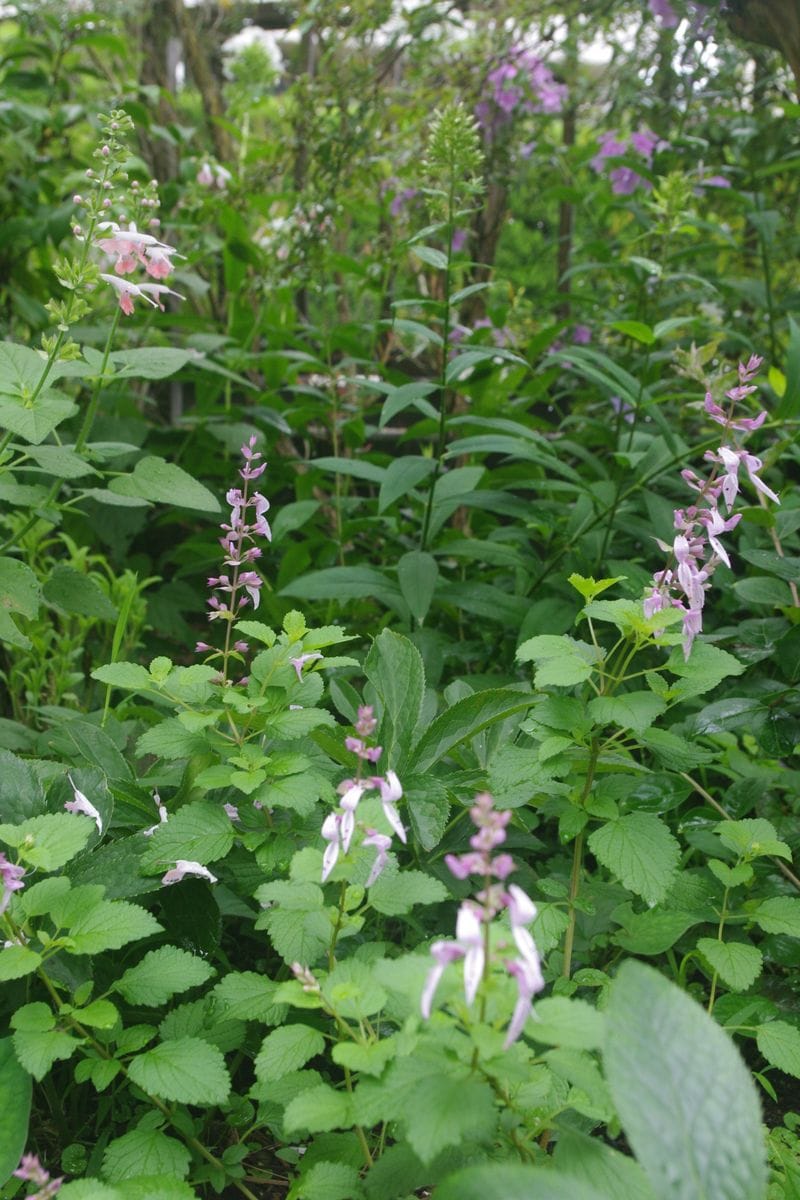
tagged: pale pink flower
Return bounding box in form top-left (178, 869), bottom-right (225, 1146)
top-left (99, 273), bottom-right (159, 316)
top-left (0, 853), bottom-right (25, 915)
top-left (290, 652), bottom-right (323, 682)
top-left (65, 774), bottom-right (103, 834)
top-left (373, 770), bottom-right (406, 843)
top-left (161, 860), bottom-right (218, 885)
top-left (362, 829), bottom-right (392, 887)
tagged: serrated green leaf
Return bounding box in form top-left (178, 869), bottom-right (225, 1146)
top-left (102, 1129), bottom-right (191, 1182)
top-left (13, 1028), bottom-right (80, 1080)
top-left (263, 908), bottom-right (331, 965)
top-left (517, 635), bottom-right (603, 688)
top-left (127, 1037), bottom-right (230, 1104)
top-left (255, 1025), bottom-right (325, 1082)
top-left (283, 1084), bottom-right (352, 1134)
top-left (666, 643), bottom-right (744, 700)
top-left (756, 1020), bottom-right (800, 1078)
top-left (588, 813), bottom-right (680, 904)
top-left (434, 1166), bottom-right (607, 1200)
top-left (114, 946), bottom-right (215, 1006)
top-left (321, 960), bottom-right (387, 1020)
top-left (0, 945), bottom-right (42, 980)
top-left (528, 997), bottom-right (605, 1050)
top-left (697, 939), bottom-right (763, 991)
top-left (717, 819), bottom-right (791, 862)
top-left (589, 692), bottom-right (666, 735)
top-left (604, 960), bottom-right (766, 1200)
top-left (368, 870), bottom-right (447, 915)
top-left (91, 662), bottom-right (153, 691)
top-left (139, 801), bottom-right (233, 870)
top-left (64, 899), bottom-right (162, 955)
top-left (0, 813), bottom-right (93, 871)
top-left (364, 629), bottom-right (425, 770)
top-left (403, 1074), bottom-right (496, 1164)
top-left (211, 972), bottom-right (284, 1024)
top-left (0, 1036), bottom-right (32, 1184)
top-left (751, 896), bottom-right (800, 937)
top-left (109, 457), bottom-right (219, 512)
top-left (293, 1161), bottom-right (363, 1200)
top-left (412, 688), bottom-right (532, 773)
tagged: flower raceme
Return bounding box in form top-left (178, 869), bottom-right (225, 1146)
top-left (644, 355), bottom-right (779, 657)
top-left (320, 706), bottom-right (406, 886)
top-left (421, 793), bottom-right (545, 1049)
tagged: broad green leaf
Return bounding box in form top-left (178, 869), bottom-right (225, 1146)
top-left (611, 319), bottom-right (656, 345)
top-left (0, 945), bottom-right (42, 981)
top-left (589, 693), bottom-right (666, 735)
top-left (435, 1166), bottom-right (607, 1200)
top-left (139, 801), bottom-right (234, 870)
top-left (310, 456), bottom-right (385, 484)
top-left (0, 557), bottom-right (41, 618)
top-left (0, 390), bottom-right (77, 444)
top-left (397, 550), bottom-right (438, 624)
top-left (0, 750), bottom-right (45, 823)
top-left (0, 813), bottom-right (93, 871)
top-left (751, 896), bottom-right (800, 937)
top-left (552, 1127), bottom-right (656, 1200)
top-left (614, 911), bottom-right (706, 956)
top-left (114, 946), bottom-right (215, 1006)
top-left (128, 1037), bottom-right (230, 1104)
top-left (211, 972), bottom-right (284, 1024)
top-left (0, 1037), bottom-right (31, 1185)
top-left (254, 1025), bottom-right (325, 1082)
top-left (666, 643), bottom-right (744, 700)
top-left (716, 819), bottom-right (791, 862)
top-left (517, 635), bottom-right (603, 688)
top-left (696, 939), bottom-right (763, 991)
top-left (321, 960), bottom-right (387, 1020)
top-left (604, 960), bottom-right (766, 1200)
top-left (588, 814), bottom-right (680, 905)
top-left (64, 898), bottom-right (163, 955)
top-left (292, 1161), bottom-right (363, 1200)
top-left (364, 629), bottom-right (425, 769)
top-left (528, 997), bottom-right (605, 1050)
top-left (378, 457), bottom-right (435, 512)
top-left (76, 1000), bottom-right (119, 1029)
top-left (109, 457), bottom-right (220, 513)
top-left (368, 869), bottom-right (447, 915)
top-left (91, 662), bottom-right (153, 691)
top-left (43, 565), bottom-right (117, 620)
top-left (110, 348), bottom-right (192, 379)
top-left (413, 243), bottom-right (448, 269)
top-left (284, 1084), bottom-right (353, 1134)
top-left (331, 1039), bottom-right (396, 1078)
top-left (0, 341), bottom-right (50, 394)
top-left (756, 1020), bottom-right (800, 1078)
top-left (114, 1178), bottom-right (198, 1200)
top-left (281, 567), bottom-right (408, 618)
top-left (263, 908), bottom-right (331, 965)
top-left (403, 1074), bottom-right (496, 1164)
top-left (412, 688), bottom-right (532, 773)
top-left (102, 1129), bottom-right (191, 1182)
top-left (13, 1028), bottom-right (80, 1080)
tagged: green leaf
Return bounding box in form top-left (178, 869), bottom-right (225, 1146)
top-left (293, 1161), bottom-right (363, 1200)
top-left (397, 551), bottom-right (439, 624)
top-left (254, 1025), bottom-right (325, 1082)
top-left (13, 1028), bottom-right (80, 1080)
top-left (756, 1020), bottom-right (800, 1078)
top-left (139, 801), bottom-right (234, 870)
top-left (528, 997), bottom-right (605, 1050)
top-left (115, 946), bottom-right (215, 1006)
top-left (321, 960), bottom-right (387, 1020)
top-left (412, 243), bottom-right (448, 269)
top-left (611, 319), bottom-right (656, 345)
top-left (0, 1037), bottom-right (31, 1185)
top-left (716, 819), bottom-right (791, 862)
top-left (0, 945), bottom-right (42, 981)
top-left (0, 750), bottom-right (45, 823)
top-left (517, 635), bottom-right (603, 688)
top-left (0, 813), bottom-right (93, 871)
top-left (0, 390), bottom-right (77, 444)
top-left (263, 908), bottom-right (331, 966)
top-left (552, 1127), bottom-right (657, 1200)
top-left (91, 662), bottom-right (153, 691)
top-left (211, 972), bottom-right (284, 1024)
top-left (102, 1129), bottom-right (191, 1182)
top-left (364, 629), bottom-right (425, 769)
top-left (403, 1074), bottom-right (496, 1164)
top-left (614, 911), bottom-right (706, 956)
top-left (77, 1000), bottom-right (119, 1029)
top-left (696, 939), bottom-right (763, 991)
top-left (0, 557), bottom-right (41, 649)
top-left (110, 348), bottom-right (192, 379)
top-left (434, 1166), bottom-right (608, 1200)
top-left (43, 565), bottom-right (117, 621)
top-left (109, 457), bottom-right (220, 513)
top-left (751, 897), bottom-right (800, 937)
top-left (368, 870), bottom-right (447, 915)
top-left (378, 457), bottom-right (435, 512)
top-left (604, 960), bottom-right (766, 1200)
top-left (114, 1178), bottom-right (197, 1200)
top-left (412, 688), bottom-right (532, 773)
top-left (281, 566), bottom-right (407, 618)
top-left (310, 456), bottom-right (385, 484)
top-left (588, 814), bottom-right (680, 905)
top-left (128, 1037), bottom-right (230, 1105)
top-left (64, 898), bottom-right (163, 955)
top-left (589, 693), bottom-right (666, 735)
top-left (666, 643), bottom-right (744, 700)
top-left (283, 1084), bottom-right (353, 1134)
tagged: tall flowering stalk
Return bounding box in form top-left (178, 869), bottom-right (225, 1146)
top-left (320, 705), bottom-right (405, 886)
top-left (421, 793), bottom-right (544, 1049)
top-left (645, 355), bottom-right (779, 657)
top-left (196, 437), bottom-right (271, 684)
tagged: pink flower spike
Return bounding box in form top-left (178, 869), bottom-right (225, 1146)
top-left (363, 829), bottom-right (392, 887)
top-left (65, 774), bottom-right (103, 834)
top-left (161, 860), bottom-right (218, 886)
top-left (0, 853), bottom-right (25, 915)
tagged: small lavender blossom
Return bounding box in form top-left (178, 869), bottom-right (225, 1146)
top-left (362, 829), bottom-right (392, 887)
top-left (162, 860), bottom-right (218, 886)
top-left (14, 1154), bottom-right (62, 1198)
top-left (649, 0), bottom-right (679, 27)
top-left (65, 774), bottom-right (103, 834)
top-left (290, 651), bottom-right (323, 682)
top-left (223, 803), bottom-right (240, 821)
top-left (0, 853), bottom-right (25, 916)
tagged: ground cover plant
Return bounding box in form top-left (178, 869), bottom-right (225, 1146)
top-left (0, 0), bottom-right (799, 1197)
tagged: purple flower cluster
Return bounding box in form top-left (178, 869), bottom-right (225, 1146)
top-left (197, 437), bottom-right (271, 680)
top-left (476, 46), bottom-right (567, 141)
top-left (590, 128), bottom-right (667, 195)
top-left (14, 1154), bottom-right (62, 1198)
top-left (421, 793), bottom-right (545, 1049)
top-left (0, 852), bottom-right (25, 916)
top-left (645, 355), bottom-right (779, 657)
top-left (320, 706), bottom-right (406, 887)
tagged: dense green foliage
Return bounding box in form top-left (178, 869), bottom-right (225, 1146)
top-left (0, 1), bottom-right (799, 1197)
